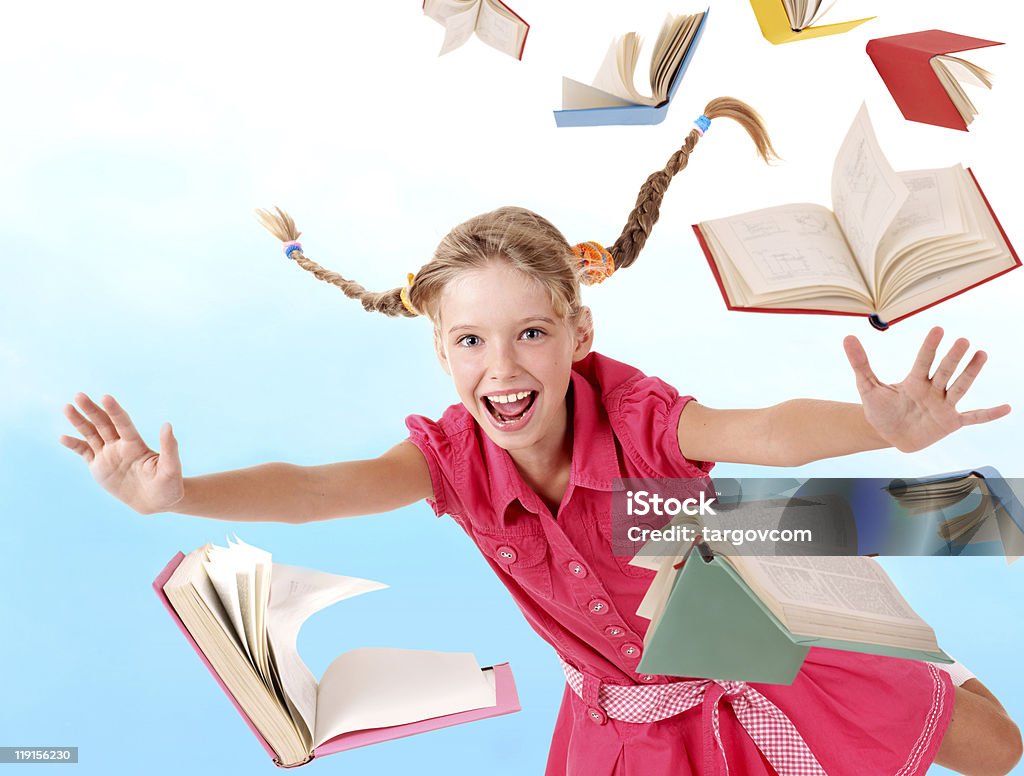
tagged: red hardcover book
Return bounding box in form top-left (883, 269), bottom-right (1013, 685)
top-left (692, 171), bottom-right (1020, 330)
top-left (690, 105), bottom-right (1019, 330)
top-left (867, 30), bottom-right (1003, 131)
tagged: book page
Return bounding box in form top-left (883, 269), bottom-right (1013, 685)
top-left (314, 648), bottom-right (496, 746)
top-left (422, 0), bottom-right (477, 23)
top-left (935, 55), bottom-right (993, 89)
top-left (806, 0), bottom-right (842, 27)
top-left (203, 547), bottom-right (251, 662)
top-left (232, 538), bottom-right (274, 689)
top-left (701, 203), bottom-right (871, 301)
top-left (592, 34), bottom-right (657, 106)
top-left (780, 0), bottom-right (803, 28)
top-left (733, 555), bottom-right (921, 622)
top-left (204, 539), bottom-right (275, 688)
top-left (875, 166), bottom-right (1015, 321)
top-left (560, 77), bottom-right (633, 110)
top-left (875, 167), bottom-right (966, 288)
top-left (649, 13), bottom-right (699, 101)
top-left (830, 104), bottom-right (909, 297)
top-left (266, 564), bottom-right (387, 749)
top-left (477, 0), bottom-right (527, 58)
top-left (432, 1), bottom-right (481, 56)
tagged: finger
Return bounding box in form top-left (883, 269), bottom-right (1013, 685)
top-left (101, 395), bottom-right (145, 444)
top-left (946, 351), bottom-right (987, 403)
top-left (63, 402), bottom-right (104, 452)
top-left (960, 404), bottom-right (1012, 426)
top-left (909, 327), bottom-right (944, 380)
top-left (59, 434), bottom-right (95, 463)
top-left (843, 335), bottom-right (880, 394)
top-left (158, 422), bottom-right (182, 480)
top-left (74, 393), bottom-right (120, 443)
top-left (930, 337), bottom-right (970, 390)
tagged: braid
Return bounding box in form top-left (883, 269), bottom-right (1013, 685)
top-left (255, 207), bottom-right (415, 317)
top-left (608, 97), bottom-right (777, 271)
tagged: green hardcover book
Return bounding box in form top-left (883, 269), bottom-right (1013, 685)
top-left (637, 544), bottom-right (951, 685)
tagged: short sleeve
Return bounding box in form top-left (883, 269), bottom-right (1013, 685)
top-left (405, 414), bottom-right (462, 518)
top-left (611, 375), bottom-right (714, 479)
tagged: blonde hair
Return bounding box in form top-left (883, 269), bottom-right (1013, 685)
top-left (257, 97), bottom-right (776, 322)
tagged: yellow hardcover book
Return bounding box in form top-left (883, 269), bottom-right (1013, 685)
top-left (749, 0), bottom-right (873, 45)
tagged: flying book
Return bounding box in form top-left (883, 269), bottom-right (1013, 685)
top-left (885, 468), bottom-right (1024, 560)
top-left (867, 30), bottom-right (1004, 131)
top-left (749, 0), bottom-right (873, 44)
top-left (632, 541), bottom-right (952, 684)
top-left (554, 9), bottom-right (708, 128)
top-left (692, 104), bottom-right (1019, 329)
top-left (154, 540), bottom-right (519, 768)
top-left (422, 0), bottom-right (529, 60)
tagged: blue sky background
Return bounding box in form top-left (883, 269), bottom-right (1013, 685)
top-left (2, 0), bottom-right (1022, 773)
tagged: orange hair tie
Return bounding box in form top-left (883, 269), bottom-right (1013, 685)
top-left (572, 241), bottom-right (615, 285)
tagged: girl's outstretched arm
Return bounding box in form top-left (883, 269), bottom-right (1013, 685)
top-left (61, 393), bottom-right (433, 522)
top-left (677, 327), bottom-right (1011, 467)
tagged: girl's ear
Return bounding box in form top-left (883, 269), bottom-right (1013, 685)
top-left (434, 329), bottom-right (451, 376)
top-left (572, 307), bottom-right (595, 362)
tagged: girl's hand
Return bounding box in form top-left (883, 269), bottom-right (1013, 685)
top-left (844, 327), bottom-right (1011, 453)
top-left (60, 393), bottom-right (184, 514)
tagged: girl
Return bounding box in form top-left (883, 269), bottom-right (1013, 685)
top-left (62, 99), bottom-right (1021, 775)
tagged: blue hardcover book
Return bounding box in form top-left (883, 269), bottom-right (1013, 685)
top-left (554, 9), bottom-right (709, 128)
top-left (791, 467), bottom-right (1024, 559)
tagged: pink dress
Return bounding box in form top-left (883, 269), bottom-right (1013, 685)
top-left (406, 352), bottom-right (953, 776)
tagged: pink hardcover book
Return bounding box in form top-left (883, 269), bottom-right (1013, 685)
top-left (154, 552), bottom-right (521, 768)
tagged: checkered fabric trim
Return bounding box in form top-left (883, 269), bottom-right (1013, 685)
top-left (560, 658), bottom-right (828, 776)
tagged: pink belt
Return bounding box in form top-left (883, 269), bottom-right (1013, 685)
top-left (559, 657), bottom-right (829, 776)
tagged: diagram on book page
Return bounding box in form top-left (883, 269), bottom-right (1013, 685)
top-left (831, 105), bottom-right (909, 292)
top-left (739, 218), bottom-right (783, 239)
top-left (752, 247), bottom-right (861, 284)
top-left (793, 212), bottom-right (832, 235)
top-left (710, 204), bottom-right (869, 297)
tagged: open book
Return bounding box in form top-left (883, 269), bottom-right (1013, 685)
top-left (886, 468), bottom-right (1024, 559)
top-left (422, 0), bottom-right (528, 60)
top-left (554, 10), bottom-right (708, 128)
top-left (749, 0), bottom-right (873, 44)
top-left (692, 104), bottom-right (1019, 328)
top-left (867, 30), bottom-right (1003, 131)
top-left (632, 540), bottom-right (950, 684)
top-left (155, 540), bottom-right (519, 767)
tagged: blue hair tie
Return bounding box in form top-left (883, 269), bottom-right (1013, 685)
top-left (694, 114), bottom-right (711, 135)
top-left (283, 241), bottom-right (302, 259)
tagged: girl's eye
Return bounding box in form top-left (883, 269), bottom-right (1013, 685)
top-left (457, 335), bottom-right (482, 348)
top-left (521, 328), bottom-right (545, 340)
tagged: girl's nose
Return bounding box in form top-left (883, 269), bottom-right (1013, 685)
top-left (487, 342), bottom-right (521, 382)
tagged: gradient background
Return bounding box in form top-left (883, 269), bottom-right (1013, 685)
top-left (2, 0), bottom-right (1022, 773)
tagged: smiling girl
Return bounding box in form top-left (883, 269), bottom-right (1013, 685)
top-left (62, 99), bottom-right (1020, 775)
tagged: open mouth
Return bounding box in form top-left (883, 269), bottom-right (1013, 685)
top-left (483, 390), bottom-right (538, 425)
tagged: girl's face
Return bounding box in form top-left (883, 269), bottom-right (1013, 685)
top-left (434, 261), bottom-right (592, 460)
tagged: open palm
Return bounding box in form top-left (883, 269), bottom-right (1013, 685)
top-left (60, 393), bottom-right (184, 514)
top-left (844, 327), bottom-right (1011, 453)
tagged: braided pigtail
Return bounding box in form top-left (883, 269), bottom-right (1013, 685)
top-left (255, 207), bottom-right (417, 317)
top-left (606, 97), bottom-right (777, 274)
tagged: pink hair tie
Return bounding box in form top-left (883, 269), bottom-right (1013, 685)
top-left (282, 240), bottom-right (302, 259)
